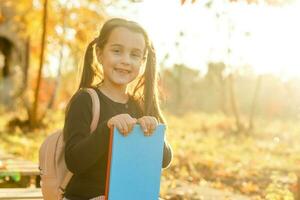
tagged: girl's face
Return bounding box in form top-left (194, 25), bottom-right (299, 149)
top-left (97, 26), bottom-right (146, 88)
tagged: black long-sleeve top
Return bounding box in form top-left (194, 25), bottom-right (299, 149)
top-left (63, 88), bottom-right (173, 199)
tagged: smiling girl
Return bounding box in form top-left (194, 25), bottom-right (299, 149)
top-left (63, 18), bottom-right (173, 199)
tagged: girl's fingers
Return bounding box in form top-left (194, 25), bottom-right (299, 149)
top-left (122, 115), bottom-right (136, 134)
top-left (112, 115), bottom-right (158, 137)
top-left (107, 120), bottom-right (113, 129)
top-left (115, 118), bottom-right (126, 136)
top-left (115, 122), bottom-right (123, 135)
top-left (115, 120), bottom-right (123, 133)
top-left (107, 117), bottom-right (116, 129)
top-left (120, 117), bottom-right (128, 135)
top-left (143, 117), bottom-right (152, 135)
top-left (109, 114), bottom-right (138, 136)
top-left (137, 116), bottom-right (159, 136)
top-left (127, 117), bottom-right (137, 133)
top-left (144, 117), bottom-right (157, 135)
top-left (138, 118), bottom-right (148, 134)
top-left (149, 117), bottom-right (158, 133)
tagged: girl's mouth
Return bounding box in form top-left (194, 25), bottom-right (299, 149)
top-left (114, 68), bottom-right (131, 74)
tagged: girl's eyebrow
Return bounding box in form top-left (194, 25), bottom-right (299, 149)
top-left (132, 48), bottom-right (143, 54)
top-left (110, 44), bottom-right (122, 47)
top-left (110, 44), bottom-right (143, 53)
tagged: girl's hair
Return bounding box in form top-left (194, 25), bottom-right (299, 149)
top-left (78, 18), bottom-right (166, 124)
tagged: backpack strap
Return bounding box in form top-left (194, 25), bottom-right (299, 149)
top-left (59, 88), bottom-right (100, 196)
top-left (85, 88), bottom-right (101, 133)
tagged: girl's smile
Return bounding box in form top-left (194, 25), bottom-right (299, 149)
top-left (114, 67), bottom-right (131, 75)
top-left (98, 27), bottom-right (146, 87)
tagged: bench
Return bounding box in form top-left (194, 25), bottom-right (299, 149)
top-left (0, 188), bottom-right (42, 199)
top-left (0, 152), bottom-right (40, 187)
top-left (0, 151), bottom-right (42, 199)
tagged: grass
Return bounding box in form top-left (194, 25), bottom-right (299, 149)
top-left (161, 112), bottom-right (300, 199)
top-left (1, 111), bottom-right (300, 199)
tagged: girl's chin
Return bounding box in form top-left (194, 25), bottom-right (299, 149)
top-left (112, 78), bottom-right (134, 86)
top-left (111, 75), bottom-right (136, 85)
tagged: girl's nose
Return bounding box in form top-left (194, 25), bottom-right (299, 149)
top-left (121, 54), bottom-right (131, 65)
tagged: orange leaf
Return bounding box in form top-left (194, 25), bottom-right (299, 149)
top-left (241, 182), bottom-right (259, 194)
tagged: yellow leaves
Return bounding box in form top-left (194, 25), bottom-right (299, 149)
top-left (0, 12), bottom-right (5, 24)
top-left (1, 0), bottom-right (106, 70)
top-left (241, 181), bottom-right (260, 194)
top-left (265, 183), bottom-right (294, 200)
top-left (76, 30), bottom-right (89, 44)
top-left (263, 171), bottom-right (296, 200)
top-left (1, 110), bottom-right (300, 198)
top-left (181, 0), bottom-right (198, 5)
top-left (215, 169), bottom-right (233, 179)
top-left (164, 112), bottom-right (300, 198)
top-left (211, 180), bottom-right (226, 189)
top-left (0, 160), bottom-right (6, 170)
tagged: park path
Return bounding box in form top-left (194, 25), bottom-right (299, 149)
top-left (165, 183), bottom-right (252, 200)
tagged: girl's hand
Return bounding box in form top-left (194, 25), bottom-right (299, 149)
top-left (107, 114), bottom-right (137, 136)
top-left (137, 116), bottom-right (158, 136)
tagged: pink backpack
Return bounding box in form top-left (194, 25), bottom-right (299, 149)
top-left (39, 88), bottom-right (100, 200)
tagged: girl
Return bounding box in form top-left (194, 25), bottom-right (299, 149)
top-left (63, 18), bottom-right (173, 199)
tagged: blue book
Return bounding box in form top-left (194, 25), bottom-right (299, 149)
top-left (105, 124), bottom-right (166, 200)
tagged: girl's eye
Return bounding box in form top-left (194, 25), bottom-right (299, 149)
top-left (112, 49), bottom-right (121, 54)
top-left (132, 53), bottom-right (142, 59)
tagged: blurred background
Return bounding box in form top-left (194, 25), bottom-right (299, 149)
top-left (0, 0), bottom-right (300, 199)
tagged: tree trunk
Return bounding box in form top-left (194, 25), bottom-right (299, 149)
top-left (217, 74), bottom-right (228, 115)
top-left (228, 74), bottom-right (242, 132)
top-left (15, 36), bottom-right (30, 98)
top-left (47, 4), bottom-right (68, 110)
top-left (248, 75), bottom-right (262, 131)
top-left (176, 65), bottom-right (182, 107)
top-left (30, 0), bottom-right (48, 127)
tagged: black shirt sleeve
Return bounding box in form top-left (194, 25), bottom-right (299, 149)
top-left (63, 91), bottom-right (110, 174)
top-left (162, 140), bottom-right (173, 168)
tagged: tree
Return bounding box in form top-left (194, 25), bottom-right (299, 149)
top-left (180, 0), bottom-right (288, 133)
top-left (46, 0), bottom-right (69, 110)
top-left (30, 0), bottom-right (48, 127)
top-left (248, 75), bottom-right (262, 131)
top-left (2, 0), bottom-right (107, 130)
top-left (161, 64), bottom-right (200, 113)
top-left (206, 62), bottom-right (228, 114)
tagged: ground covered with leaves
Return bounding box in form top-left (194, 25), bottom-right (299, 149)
top-left (1, 111), bottom-right (300, 199)
top-left (161, 113), bottom-right (300, 200)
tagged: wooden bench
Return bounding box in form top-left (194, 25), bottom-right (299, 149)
top-left (0, 152), bottom-right (40, 187)
top-left (0, 188), bottom-right (42, 199)
top-left (0, 151), bottom-right (42, 199)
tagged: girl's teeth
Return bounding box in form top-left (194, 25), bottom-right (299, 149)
top-left (116, 69), bottom-right (129, 73)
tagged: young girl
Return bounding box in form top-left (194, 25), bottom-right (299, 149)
top-left (63, 18), bottom-right (173, 199)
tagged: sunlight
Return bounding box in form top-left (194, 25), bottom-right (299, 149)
top-left (231, 2), bottom-right (300, 78)
top-left (106, 0), bottom-right (300, 79)
top-left (47, 0), bottom-right (300, 79)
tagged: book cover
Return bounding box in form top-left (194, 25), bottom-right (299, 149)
top-left (105, 124), bottom-right (166, 200)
